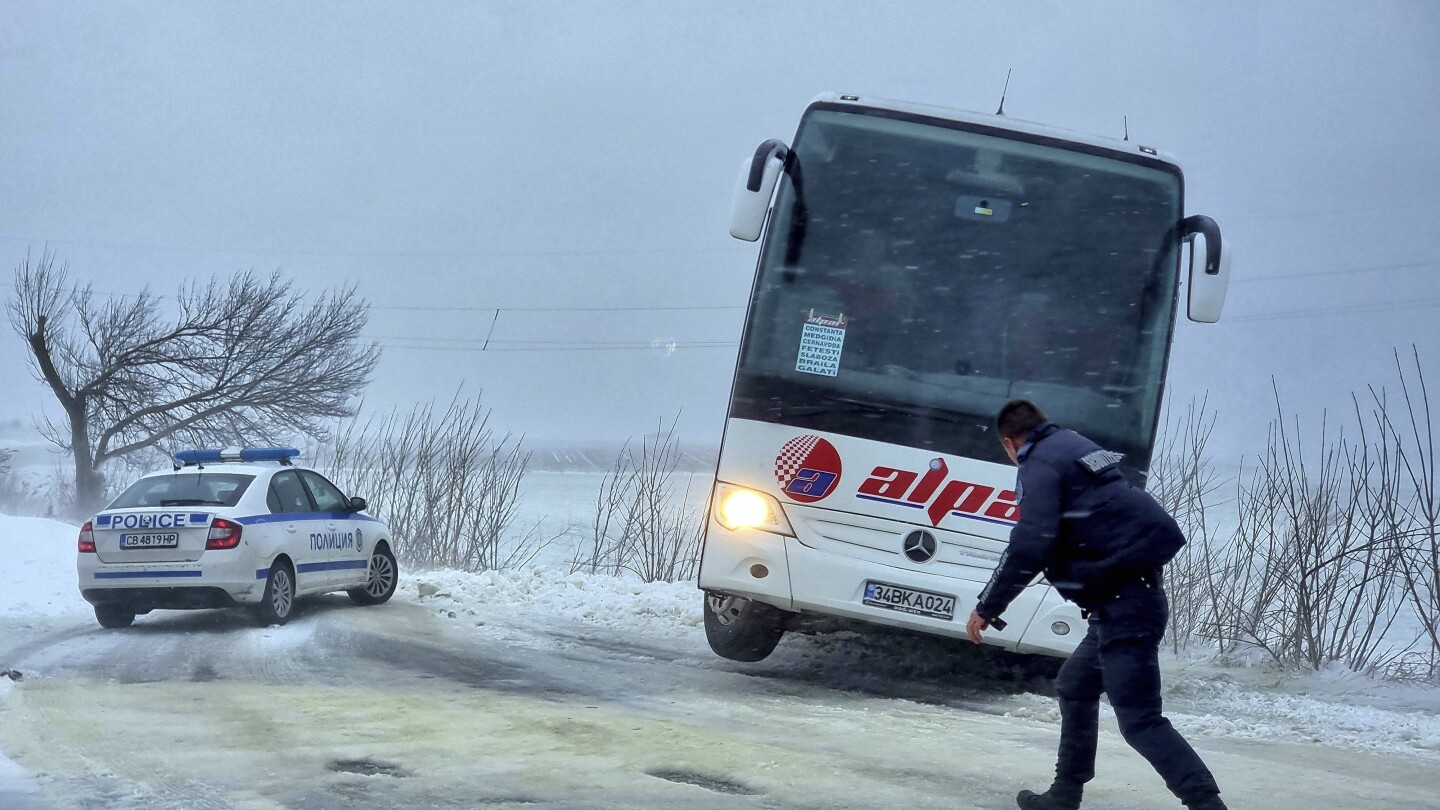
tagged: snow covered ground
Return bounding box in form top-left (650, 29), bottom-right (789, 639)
top-left (2, 474), bottom-right (1440, 808)
top-left (402, 566), bottom-right (1440, 761)
top-left (3, 484), bottom-right (1440, 763)
top-left (1, 516), bottom-right (88, 620)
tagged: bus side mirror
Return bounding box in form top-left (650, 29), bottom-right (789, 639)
top-left (1182, 214), bottom-right (1232, 323)
top-left (729, 139), bottom-right (790, 241)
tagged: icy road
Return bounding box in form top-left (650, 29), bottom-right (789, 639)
top-left (1, 579), bottom-right (1437, 810)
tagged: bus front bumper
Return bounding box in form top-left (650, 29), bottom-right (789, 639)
top-left (699, 524), bottom-right (1082, 657)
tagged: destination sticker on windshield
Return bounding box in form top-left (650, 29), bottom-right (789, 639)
top-left (796, 309), bottom-right (847, 377)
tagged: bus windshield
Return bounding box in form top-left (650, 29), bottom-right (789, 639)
top-left (730, 106), bottom-right (1184, 472)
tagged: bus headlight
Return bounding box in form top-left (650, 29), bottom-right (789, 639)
top-left (714, 484), bottom-right (795, 536)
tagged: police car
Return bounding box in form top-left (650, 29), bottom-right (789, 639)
top-left (77, 447), bottom-right (398, 629)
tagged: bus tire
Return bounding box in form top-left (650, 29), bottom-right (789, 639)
top-left (703, 593), bottom-right (789, 662)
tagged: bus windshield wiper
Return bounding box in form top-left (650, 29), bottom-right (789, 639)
top-left (818, 394), bottom-right (892, 417)
top-left (815, 394), bottom-right (985, 427)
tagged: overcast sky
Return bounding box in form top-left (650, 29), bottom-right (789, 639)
top-left (2, 1), bottom-right (1437, 459)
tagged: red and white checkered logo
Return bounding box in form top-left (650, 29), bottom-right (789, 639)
top-left (774, 435), bottom-right (843, 503)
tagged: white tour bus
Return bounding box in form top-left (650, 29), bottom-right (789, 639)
top-left (699, 93), bottom-right (1231, 663)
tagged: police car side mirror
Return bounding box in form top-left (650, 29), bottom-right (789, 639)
top-left (347, 496), bottom-right (368, 513)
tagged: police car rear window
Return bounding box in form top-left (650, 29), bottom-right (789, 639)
top-left (108, 474), bottom-right (255, 509)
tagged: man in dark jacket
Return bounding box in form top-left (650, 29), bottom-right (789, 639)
top-left (965, 399), bottom-right (1227, 810)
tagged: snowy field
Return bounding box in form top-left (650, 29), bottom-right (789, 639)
top-left (2, 471), bottom-right (1440, 809)
top-left (3, 473), bottom-right (1439, 764)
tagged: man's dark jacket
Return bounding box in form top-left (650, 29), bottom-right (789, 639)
top-left (975, 421), bottom-right (1184, 621)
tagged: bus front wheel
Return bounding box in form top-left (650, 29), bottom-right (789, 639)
top-left (704, 593), bottom-right (790, 662)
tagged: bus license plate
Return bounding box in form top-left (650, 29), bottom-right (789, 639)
top-left (862, 581), bottom-right (956, 620)
top-left (120, 532), bottom-right (180, 549)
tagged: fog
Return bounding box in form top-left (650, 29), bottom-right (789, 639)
top-left (2, 1), bottom-right (1437, 456)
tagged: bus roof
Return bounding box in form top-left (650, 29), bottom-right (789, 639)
top-left (809, 92), bottom-right (1182, 169)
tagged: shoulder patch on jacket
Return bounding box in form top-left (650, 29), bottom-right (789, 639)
top-left (1077, 449), bottom-right (1124, 474)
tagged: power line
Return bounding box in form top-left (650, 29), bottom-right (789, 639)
top-left (10, 256), bottom-right (1435, 330)
top-left (1243, 199), bottom-right (1440, 223)
top-left (1234, 259), bottom-right (1439, 284)
top-left (0, 280), bottom-right (744, 316)
top-left (1227, 296), bottom-right (1440, 324)
top-left (0, 234), bottom-right (751, 259)
top-left (367, 335), bottom-right (735, 347)
top-left (376, 341), bottom-right (738, 353)
top-left (371, 303), bottom-right (745, 313)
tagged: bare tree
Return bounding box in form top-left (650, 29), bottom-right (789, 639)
top-left (8, 251), bottom-right (378, 512)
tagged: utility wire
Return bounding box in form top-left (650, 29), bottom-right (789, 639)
top-left (1234, 259), bottom-right (1438, 283)
top-left (0, 280), bottom-right (743, 315)
top-left (377, 341), bottom-right (739, 353)
top-left (1228, 297), bottom-right (1440, 324)
top-left (7, 255), bottom-right (1437, 327)
top-left (371, 303), bottom-right (745, 313)
top-left (1242, 199), bottom-right (1440, 223)
top-left (0, 233), bottom-right (750, 259)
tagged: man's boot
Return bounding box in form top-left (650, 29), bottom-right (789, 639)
top-left (1016, 780), bottom-right (1082, 810)
top-left (1184, 796), bottom-right (1228, 810)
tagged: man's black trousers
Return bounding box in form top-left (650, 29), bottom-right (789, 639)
top-left (1053, 583), bottom-right (1221, 803)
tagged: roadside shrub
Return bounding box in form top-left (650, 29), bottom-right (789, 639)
top-left (1154, 348), bottom-right (1439, 680)
top-left (570, 417), bottom-right (705, 583)
top-left (322, 394), bottom-right (557, 573)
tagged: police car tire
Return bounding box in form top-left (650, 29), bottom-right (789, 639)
top-left (255, 561), bottom-right (296, 626)
top-left (348, 546), bottom-right (398, 606)
top-left (94, 603), bottom-right (136, 629)
top-left (703, 594), bottom-right (789, 662)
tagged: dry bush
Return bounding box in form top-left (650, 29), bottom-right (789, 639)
top-left (1380, 348), bottom-right (1440, 679)
top-left (570, 417), bottom-right (704, 583)
top-left (1149, 396), bottom-right (1221, 651)
top-left (322, 395), bottom-right (556, 572)
top-left (1154, 370), bottom-right (1431, 677)
top-left (0, 449), bottom-right (37, 516)
top-left (1214, 401), bottom-right (1409, 673)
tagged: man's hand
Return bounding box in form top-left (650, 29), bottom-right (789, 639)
top-left (966, 610), bottom-right (989, 644)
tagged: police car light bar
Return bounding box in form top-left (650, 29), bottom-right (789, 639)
top-left (174, 447), bottom-right (300, 466)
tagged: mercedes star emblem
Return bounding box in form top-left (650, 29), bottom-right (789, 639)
top-left (902, 529), bottom-right (938, 563)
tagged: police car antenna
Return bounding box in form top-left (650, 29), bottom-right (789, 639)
top-left (995, 68), bottom-right (1012, 116)
top-left (1123, 115), bottom-right (1130, 142)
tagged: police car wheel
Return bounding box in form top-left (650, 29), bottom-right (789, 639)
top-left (703, 593), bottom-right (789, 662)
top-left (348, 546), bottom-right (398, 606)
top-left (255, 562), bottom-right (296, 626)
top-left (94, 603), bottom-right (136, 629)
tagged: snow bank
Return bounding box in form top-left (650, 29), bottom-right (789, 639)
top-left (1163, 670), bottom-right (1440, 756)
top-left (0, 515), bottom-right (86, 618)
top-left (7, 502), bottom-right (1437, 761)
top-left (406, 565), bottom-right (1440, 760)
top-left (403, 566), bottom-right (703, 640)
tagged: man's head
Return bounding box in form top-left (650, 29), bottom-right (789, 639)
top-left (996, 399), bottom-right (1046, 464)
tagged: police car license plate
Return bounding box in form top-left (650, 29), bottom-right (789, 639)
top-left (119, 532), bottom-right (180, 549)
top-left (862, 580), bottom-right (956, 620)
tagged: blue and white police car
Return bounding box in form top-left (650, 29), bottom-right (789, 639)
top-left (77, 447), bottom-right (398, 629)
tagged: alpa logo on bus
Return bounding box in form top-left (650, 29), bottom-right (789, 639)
top-left (856, 457), bottom-right (1019, 528)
